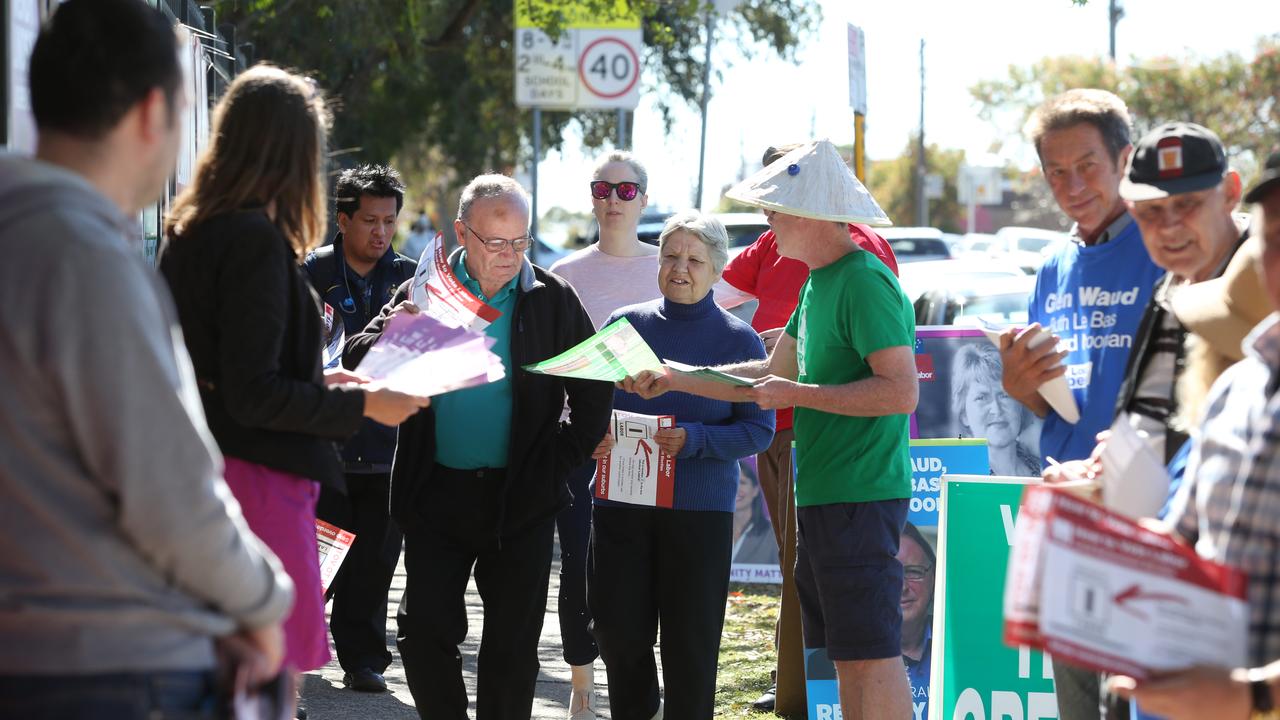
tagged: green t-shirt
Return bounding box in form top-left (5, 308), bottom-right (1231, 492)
top-left (783, 249), bottom-right (915, 506)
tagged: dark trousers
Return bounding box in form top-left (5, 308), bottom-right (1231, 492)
top-left (396, 467), bottom-right (555, 720)
top-left (588, 505), bottom-right (733, 720)
top-left (0, 670), bottom-right (218, 720)
top-left (756, 427), bottom-right (805, 714)
top-left (315, 472), bottom-right (402, 674)
top-left (555, 461), bottom-right (598, 666)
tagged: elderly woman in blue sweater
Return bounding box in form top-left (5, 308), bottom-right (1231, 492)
top-left (587, 210), bottom-right (775, 720)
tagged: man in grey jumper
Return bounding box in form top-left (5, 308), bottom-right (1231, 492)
top-left (0, 0), bottom-right (294, 716)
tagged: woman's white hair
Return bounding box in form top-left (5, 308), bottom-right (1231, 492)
top-left (658, 210), bottom-right (730, 274)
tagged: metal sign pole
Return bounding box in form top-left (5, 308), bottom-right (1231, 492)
top-left (531, 108), bottom-right (541, 239)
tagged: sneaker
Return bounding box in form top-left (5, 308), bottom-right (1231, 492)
top-left (342, 667), bottom-right (388, 693)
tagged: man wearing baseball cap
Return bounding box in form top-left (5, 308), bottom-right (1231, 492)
top-left (1112, 121), bottom-right (1251, 462)
top-left (621, 139), bottom-right (919, 720)
top-left (1109, 151), bottom-right (1280, 720)
top-left (1042, 120), bottom-right (1253, 720)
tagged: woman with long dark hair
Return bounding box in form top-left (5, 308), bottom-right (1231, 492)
top-left (159, 65), bottom-right (427, 681)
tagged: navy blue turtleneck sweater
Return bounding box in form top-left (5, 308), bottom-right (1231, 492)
top-left (597, 291), bottom-right (775, 512)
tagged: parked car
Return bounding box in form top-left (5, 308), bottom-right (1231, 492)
top-left (913, 274), bottom-right (1036, 327)
top-left (959, 232), bottom-right (998, 255)
top-left (877, 226), bottom-right (952, 263)
top-left (989, 225), bottom-right (1070, 274)
top-left (897, 257), bottom-right (1027, 305)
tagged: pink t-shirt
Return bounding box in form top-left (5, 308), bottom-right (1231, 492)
top-left (550, 244), bottom-right (662, 330)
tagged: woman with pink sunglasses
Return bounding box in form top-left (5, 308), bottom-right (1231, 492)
top-left (548, 151), bottom-right (662, 719)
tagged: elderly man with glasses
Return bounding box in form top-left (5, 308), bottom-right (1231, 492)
top-left (346, 174), bottom-right (614, 720)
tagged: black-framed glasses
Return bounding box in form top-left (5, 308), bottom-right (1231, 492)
top-left (589, 180), bottom-right (642, 201)
top-left (461, 221), bottom-right (532, 253)
top-left (903, 564), bottom-right (933, 582)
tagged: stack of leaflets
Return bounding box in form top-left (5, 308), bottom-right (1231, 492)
top-left (594, 410), bottom-right (676, 508)
top-left (354, 311), bottom-right (505, 397)
top-left (316, 519), bottom-right (355, 595)
top-left (524, 317), bottom-right (663, 382)
top-left (410, 232), bottom-right (501, 331)
top-left (1004, 484), bottom-right (1247, 679)
top-left (979, 320), bottom-right (1080, 424)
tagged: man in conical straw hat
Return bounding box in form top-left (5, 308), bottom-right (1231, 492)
top-left (620, 139), bottom-right (917, 719)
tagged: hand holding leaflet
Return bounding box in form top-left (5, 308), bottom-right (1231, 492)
top-left (354, 311), bottom-right (504, 397)
top-left (980, 319), bottom-right (1080, 424)
top-left (1004, 485), bottom-right (1247, 680)
top-left (594, 410), bottom-right (676, 507)
top-left (524, 317), bottom-right (663, 382)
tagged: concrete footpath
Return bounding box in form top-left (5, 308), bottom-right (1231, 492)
top-left (299, 543), bottom-right (615, 719)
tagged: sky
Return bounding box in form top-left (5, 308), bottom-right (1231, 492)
top-left (526, 0), bottom-right (1274, 222)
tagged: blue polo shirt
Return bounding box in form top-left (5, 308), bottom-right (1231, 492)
top-left (432, 252), bottom-right (519, 469)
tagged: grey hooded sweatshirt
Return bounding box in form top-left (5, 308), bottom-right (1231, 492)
top-left (0, 154), bottom-right (294, 674)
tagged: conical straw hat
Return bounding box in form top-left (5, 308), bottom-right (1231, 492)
top-left (724, 139), bottom-right (892, 227)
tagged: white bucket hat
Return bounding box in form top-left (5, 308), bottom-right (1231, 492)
top-left (724, 139), bottom-right (892, 226)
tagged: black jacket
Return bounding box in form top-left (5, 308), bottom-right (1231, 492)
top-left (302, 235), bottom-right (416, 471)
top-left (345, 252), bottom-right (614, 537)
top-left (159, 209), bottom-right (364, 490)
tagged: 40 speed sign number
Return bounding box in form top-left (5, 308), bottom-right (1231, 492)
top-left (578, 33), bottom-right (640, 101)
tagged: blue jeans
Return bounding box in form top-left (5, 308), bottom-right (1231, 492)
top-left (0, 670), bottom-right (219, 720)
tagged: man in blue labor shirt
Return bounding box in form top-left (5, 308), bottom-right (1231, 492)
top-left (999, 88), bottom-right (1163, 468)
top-left (345, 174), bottom-right (613, 720)
top-left (302, 164), bottom-right (417, 693)
top-left (998, 88), bottom-right (1163, 720)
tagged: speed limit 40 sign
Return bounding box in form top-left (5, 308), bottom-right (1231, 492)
top-left (514, 2), bottom-right (641, 110)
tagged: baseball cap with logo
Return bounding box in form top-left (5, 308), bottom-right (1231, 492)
top-left (1244, 149), bottom-right (1280, 204)
top-left (1120, 121), bottom-right (1227, 201)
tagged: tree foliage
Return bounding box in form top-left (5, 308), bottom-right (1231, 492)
top-left (969, 37), bottom-right (1280, 178)
top-left (212, 0), bottom-right (818, 182)
top-left (862, 138), bottom-right (967, 233)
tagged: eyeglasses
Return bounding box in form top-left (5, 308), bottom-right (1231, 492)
top-left (589, 180), bottom-right (642, 201)
top-left (461, 221), bottom-right (532, 253)
top-left (903, 564), bottom-right (933, 582)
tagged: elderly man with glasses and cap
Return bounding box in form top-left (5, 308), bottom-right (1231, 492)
top-left (1105, 152), bottom-right (1280, 720)
top-left (1041, 120), bottom-right (1256, 720)
top-left (622, 139), bottom-right (918, 720)
top-left (345, 173), bottom-right (614, 720)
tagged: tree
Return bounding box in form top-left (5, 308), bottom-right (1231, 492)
top-left (969, 36), bottom-right (1280, 180)
top-left (212, 0), bottom-right (818, 179)
top-left (862, 138), bottom-right (967, 233)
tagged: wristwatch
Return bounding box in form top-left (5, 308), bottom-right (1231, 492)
top-left (1249, 667), bottom-right (1279, 720)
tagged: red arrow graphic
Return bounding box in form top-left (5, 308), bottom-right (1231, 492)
top-left (635, 440), bottom-right (653, 477)
top-left (1113, 584), bottom-right (1186, 619)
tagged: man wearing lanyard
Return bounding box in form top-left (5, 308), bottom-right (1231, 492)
top-left (302, 164), bottom-right (417, 693)
top-left (345, 174), bottom-right (613, 719)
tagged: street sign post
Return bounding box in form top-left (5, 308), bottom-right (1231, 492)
top-left (847, 24), bottom-right (867, 180)
top-left (513, 2), bottom-right (642, 111)
top-left (958, 165), bottom-right (1004, 232)
top-left (514, 1), bottom-right (642, 238)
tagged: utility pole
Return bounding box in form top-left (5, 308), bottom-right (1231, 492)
top-left (915, 39), bottom-right (928, 227)
top-left (694, 7), bottom-right (714, 210)
top-left (1108, 0), bottom-right (1124, 61)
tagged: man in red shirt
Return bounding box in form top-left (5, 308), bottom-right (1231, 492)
top-left (716, 143), bottom-right (899, 714)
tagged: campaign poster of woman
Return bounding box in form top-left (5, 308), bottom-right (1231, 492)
top-left (911, 327), bottom-right (1043, 477)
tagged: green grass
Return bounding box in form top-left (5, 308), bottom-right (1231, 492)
top-left (714, 582), bottom-right (783, 719)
